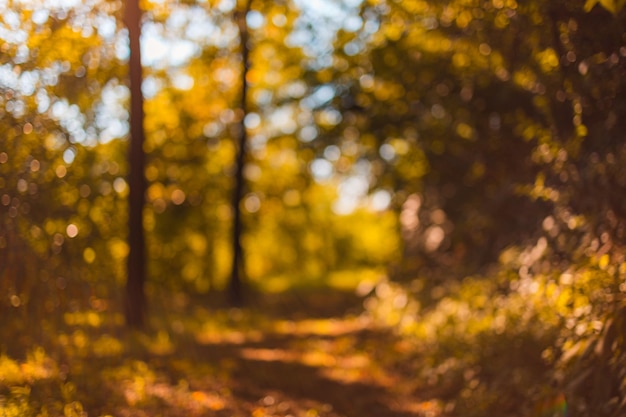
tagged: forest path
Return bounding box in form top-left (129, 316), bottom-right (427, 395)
top-left (99, 291), bottom-right (440, 417)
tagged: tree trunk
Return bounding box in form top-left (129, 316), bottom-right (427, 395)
top-left (125, 0), bottom-right (146, 328)
top-left (228, 0), bottom-right (252, 306)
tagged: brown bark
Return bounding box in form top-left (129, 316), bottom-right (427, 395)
top-left (229, 0), bottom-right (253, 306)
top-left (125, 0), bottom-right (146, 328)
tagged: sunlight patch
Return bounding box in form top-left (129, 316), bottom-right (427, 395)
top-left (0, 348), bottom-right (58, 385)
top-left (274, 317), bottom-right (370, 337)
top-left (195, 329), bottom-right (263, 345)
top-left (240, 348), bottom-right (298, 363)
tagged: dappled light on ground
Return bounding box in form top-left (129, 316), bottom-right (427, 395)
top-left (0, 291), bottom-right (440, 417)
top-left (0, 285), bottom-right (582, 417)
top-left (272, 317), bottom-right (371, 337)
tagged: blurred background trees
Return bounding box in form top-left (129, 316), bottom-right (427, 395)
top-left (0, 0), bottom-right (398, 315)
top-left (1, 0), bottom-right (625, 415)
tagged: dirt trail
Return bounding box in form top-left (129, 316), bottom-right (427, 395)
top-left (106, 291), bottom-right (438, 417)
top-left (195, 292), bottom-right (428, 417)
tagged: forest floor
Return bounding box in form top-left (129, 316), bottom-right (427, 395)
top-left (1, 290), bottom-right (446, 417)
top-left (110, 291), bottom-right (439, 417)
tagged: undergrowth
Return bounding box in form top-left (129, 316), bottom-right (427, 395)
top-left (364, 250), bottom-right (625, 417)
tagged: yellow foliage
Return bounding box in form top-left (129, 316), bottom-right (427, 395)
top-left (186, 232), bottom-right (207, 255)
top-left (456, 122), bottom-right (475, 140)
top-left (456, 10), bottom-right (473, 28)
top-left (29, 25), bottom-right (98, 69)
top-left (64, 311), bottom-right (103, 327)
top-left (0, 355), bottom-right (23, 385)
top-left (585, 0), bottom-right (625, 13)
top-left (452, 52), bottom-right (471, 68)
top-left (145, 94), bottom-right (181, 132)
top-left (108, 238), bottom-right (129, 260)
top-left (598, 254), bottom-right (610, 270)
top-left (92, 335), bottom-right (124, 357)
top-left (83, 247), bottom-right (96, 264)
top-left (513, 68), bottom-right (538, 92)
top-left (537, 48), bottom-right (560, 73)
top-left (494, 11), bottom-right (510, 28)
top-left (0, 348), bottom-right (57, 386)
top-left (146, 183), bottom-right (165, 202)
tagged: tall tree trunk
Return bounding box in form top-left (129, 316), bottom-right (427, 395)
top-left (229, 0), bottom-right (252, 306)
top-left (125, 0), bottom-right (146, 328)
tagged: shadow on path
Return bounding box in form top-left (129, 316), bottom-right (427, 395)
top-left (171, 290), bottom-right (427, 417)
